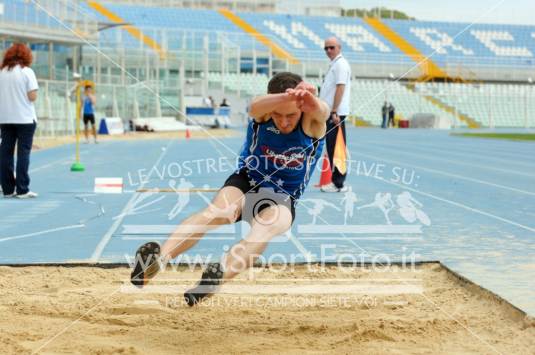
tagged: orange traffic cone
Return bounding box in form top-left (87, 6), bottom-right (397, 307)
top-left (315, 153), bottom-right (332, 187)
top-left (185, 129), bottom-right (191, 139)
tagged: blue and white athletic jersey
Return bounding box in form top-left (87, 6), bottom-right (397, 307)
top-left (237, 117), bottom-right (324, 199)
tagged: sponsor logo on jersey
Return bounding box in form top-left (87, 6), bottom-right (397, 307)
top-left (261, 146), bottom-right (305, 169)
top-left (267, 126), bottom-right (280, 134)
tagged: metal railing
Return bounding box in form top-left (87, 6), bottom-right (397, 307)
top-left (0, 0), bottom-right (99, 42)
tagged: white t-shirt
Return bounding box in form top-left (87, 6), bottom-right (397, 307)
top-left (319, 54), bottom-right (351, 116)
top-left (0, 65), bottom-right (39, 124)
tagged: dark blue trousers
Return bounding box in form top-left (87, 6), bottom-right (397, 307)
top-left (0, 122), bottom-right (36, 195)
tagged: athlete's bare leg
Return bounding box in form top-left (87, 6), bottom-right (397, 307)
top-left (182, 203), bottom-right (292, 305)
top-left (222, 204), bottom-right (292, 279)
top-left (160, 186), bottom-right (244, 261)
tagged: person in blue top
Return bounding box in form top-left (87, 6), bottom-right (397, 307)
top-left (130, 72), bottom-right (329, 306)
top-left (82, 85), bottom-right (97, 143)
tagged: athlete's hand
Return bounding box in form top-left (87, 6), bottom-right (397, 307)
top-left (286, 88), bottom-right (320, 113)
top-left (295, 81), bottom-right (317, 96)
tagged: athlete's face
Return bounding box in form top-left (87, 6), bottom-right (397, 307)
top-left (324, 38), bottom-right (340, 61)
top-left (271, 101), bottom-right (302, 134)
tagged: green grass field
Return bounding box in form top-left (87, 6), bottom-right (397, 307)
top-left (452, 133), bottom-right (535, 141)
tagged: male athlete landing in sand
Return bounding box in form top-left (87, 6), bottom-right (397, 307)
top-left (131, 72), bottom-right (329, 306)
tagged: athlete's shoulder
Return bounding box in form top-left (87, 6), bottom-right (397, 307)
top-left (249, 114), bottom-right (270, 124)
top-left (301, 114), bottom-right (326, 140)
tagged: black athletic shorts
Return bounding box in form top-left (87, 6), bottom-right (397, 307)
top-left (222, 169), bottom-right (296, 224)
top-left (83, 114), bottom-right (95, 125)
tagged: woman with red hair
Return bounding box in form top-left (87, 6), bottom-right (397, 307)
top-left (0, 43), bottom-right (39, 198)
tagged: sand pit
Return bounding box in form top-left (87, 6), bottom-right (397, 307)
top-left (1, 263), bottom-right (533, 354)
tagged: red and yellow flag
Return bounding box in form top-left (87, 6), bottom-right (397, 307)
top-left (332, 126), bottom-right (347, 174)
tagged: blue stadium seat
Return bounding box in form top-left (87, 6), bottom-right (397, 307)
top-left (80, 4), bottom-right (535, 70)
top-left (236, 13), bottom-right (408, 63)
top-left (383, 19), bottom-right (535, 67)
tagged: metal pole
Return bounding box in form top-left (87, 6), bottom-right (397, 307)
top-left (488, 86), bottom-right (493, 128)
top-left (220, 35), bottom-right (225, 96)
top-left (112, 86), bottom-right (119, 117)
top-left (252, 46), bottom-right (257, 75)
top-left (121, 48), bottom-right (126, 85)
top-left (524, 86), bottom-right (528, 129)
top-left (179, 59), bottom-right (185, 121)
top-left (48, 42), bottom-right (54, 80)
top-left (145, 51), bottom-right (150, 82)
top-left (96, 45), bottom-right (101, 84)
top-left (70, 81), bottom-right (85, 171)
top-left (236, 46), bottom-right (240, 74)
top-left (528, 78), bottom-right (534, 129)
top-left (203, 35), bottom-right (209, 97)
top-left (65, 66), bottom-right (74, 135)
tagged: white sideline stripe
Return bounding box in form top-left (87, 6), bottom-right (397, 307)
top-left (375, 176), bottom-right (535, 233)
top-left (361, 140), bottom-right (535, 178)
top-left (352, 148), bottom-right (535, 197)
top-left (147, 278), bottom-right (421, 282)
top-left (120, 284), bottom-right (423, 295)
top-left (121, 224), bottom-right (236, 234)
top-left (121, 236), bottom-right (236, 240)
top-left (299, 237), bottom-right (423, 241)
top-left (298, 225), bottom-right (422, 234)
top-left (0, 224), bottom-right (84, 243)
top-left (90, 142), bottom-right (172, 262)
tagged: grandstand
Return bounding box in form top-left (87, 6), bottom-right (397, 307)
top-left (1, 0), bottom-right (534, 131)
top-left (415, 82), bottom-right (535, 128)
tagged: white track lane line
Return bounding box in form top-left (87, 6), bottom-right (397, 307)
top-left (362, 139), bottom-right (535, 167)
top-left (351, 147), bottom-right (535, 197)
top-left (30, 150), bottom-right (90, 173)
top-left (353, 165), bottom-right (535, 233)
top-left (90, 141), bottom-right (172, 262)
top-left (357, 141), bottom-right (535, 178)
top-left (0, 224), bottom-right (85, 243)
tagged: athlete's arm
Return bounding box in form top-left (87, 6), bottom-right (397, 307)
top-left (286, 88), bottom-right (329, 138)
top-left (286, 89), bottom-right (329, 122)
top-left (295, 81), bottom-right (317, 96)
top-left (248, 93), bottom-right (292, 122)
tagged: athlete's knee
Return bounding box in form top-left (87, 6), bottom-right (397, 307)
top-left (200, 203), bottom-right (240, 225)
top-left (251, 207), bottom-right (292, 237)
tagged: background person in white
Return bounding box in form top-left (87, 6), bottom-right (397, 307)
top-left (0, 43), bottom-right (39, 198)
top-left (319, 37), bottom-right (351, 193)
